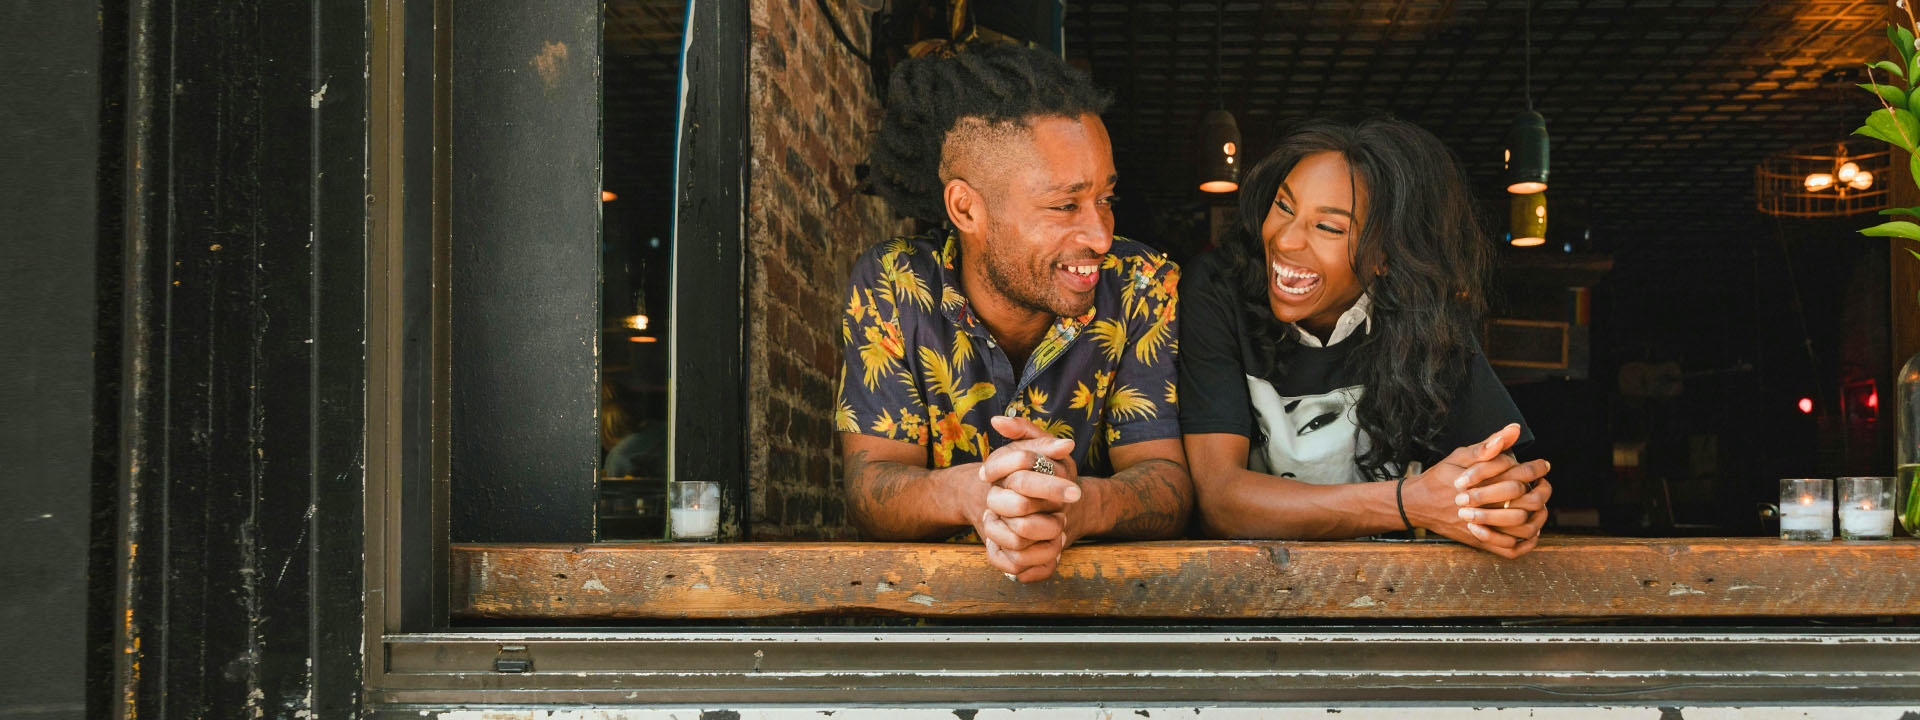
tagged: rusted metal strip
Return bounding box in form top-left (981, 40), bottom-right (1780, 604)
top-left (449, 538), bottom-right (1920, 619)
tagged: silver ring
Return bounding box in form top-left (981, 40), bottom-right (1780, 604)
top-left (1030, 455), bottom-right (1057, 476)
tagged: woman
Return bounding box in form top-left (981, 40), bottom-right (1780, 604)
top-left (1178, 113), bottom-right (1552, 558)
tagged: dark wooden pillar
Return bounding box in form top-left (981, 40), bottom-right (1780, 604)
top-left (448, 0), bottom-right (602, 542)
top-left (115, 0), bottom-right (370, 714)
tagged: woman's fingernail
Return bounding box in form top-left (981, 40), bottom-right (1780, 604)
top-left (1457, 508), bottom-right (1475, 521)
top-left (1064, 486), bottom-right (1082, 502)
top-left (1455, 473), bottom-right (1471, 489)
top-left (1454, 493), bottom-right (1470, 506)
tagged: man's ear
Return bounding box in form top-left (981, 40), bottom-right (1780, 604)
top-left (944, 179), bottom-right (984, 235)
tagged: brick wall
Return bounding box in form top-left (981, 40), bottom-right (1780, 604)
top-left (747, 0), bottom-right (911, 539)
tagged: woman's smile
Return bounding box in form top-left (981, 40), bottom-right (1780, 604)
top-left (1271, 260), bottom-right (1322, 298)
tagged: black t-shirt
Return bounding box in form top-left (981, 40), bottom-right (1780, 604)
top-left (1177, 251), bottom-right (1532, 484)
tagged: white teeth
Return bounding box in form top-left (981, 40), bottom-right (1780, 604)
top-left (1064, 265), bottom-right (1097, 276)
top-left (1271, 263), bottom-right (1319, 281)
top-left (1272, 262), bottom-right (1319, 295)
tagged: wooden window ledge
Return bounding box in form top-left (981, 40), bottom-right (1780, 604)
top-left (451, 538), bottom-right (1920, 620)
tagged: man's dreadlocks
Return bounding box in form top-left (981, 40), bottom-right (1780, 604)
top-left (868, 44), bottom-right (1112, 224)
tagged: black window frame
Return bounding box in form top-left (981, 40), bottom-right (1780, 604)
top-left (110, 0), bottom-right (1920, 711)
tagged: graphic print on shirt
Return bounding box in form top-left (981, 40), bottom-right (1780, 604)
top-left (1244, 377), bottom-right (1370, 485)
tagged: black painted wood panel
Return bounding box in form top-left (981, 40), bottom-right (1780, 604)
top-left (115, 0), bottom-right (368, 714)
top-left (448, 0), bottom-right (602, 542)
top-left (0, 0), bottom-right (103, 715)
top-left (671, 0), bottom-right (750, 538)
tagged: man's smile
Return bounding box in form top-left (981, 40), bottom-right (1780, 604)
top-left (1056, 257), bottom-right (1104, 293)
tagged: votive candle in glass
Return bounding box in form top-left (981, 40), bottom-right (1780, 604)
top-left (1778, 478), bottom-right (1832, 542)
top-left (1838, 476), bottom-right (1896, 540)
top-left (670, 481), bottom-right (721, 541)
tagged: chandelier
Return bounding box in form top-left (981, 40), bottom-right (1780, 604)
top-left (1756, 139), bottom-right (1892, 218)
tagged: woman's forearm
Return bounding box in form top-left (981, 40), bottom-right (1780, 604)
top-left (1194, 465), bottom-right (1408, 539)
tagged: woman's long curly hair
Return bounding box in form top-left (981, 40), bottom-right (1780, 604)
top-left (867, 44), bottom-right (1111, 224)
top-left (1221, 113), bottom-right (1492, 480)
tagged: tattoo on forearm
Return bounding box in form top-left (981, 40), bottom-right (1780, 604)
top-left (1106, 458), bottom-right (1190, 539)
top-left (846, 449), bottom-right (926, 524)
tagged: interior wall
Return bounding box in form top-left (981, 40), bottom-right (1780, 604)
top-left (747, 0), bottom-right (912, 539)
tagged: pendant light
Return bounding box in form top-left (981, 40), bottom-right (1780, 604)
top-left (1197, 2), bottom-right (1241, 193)
top-left (1504, 1), bottom-right (1549, 195)
top-left (1509, 192), bottom-right (1547, 247)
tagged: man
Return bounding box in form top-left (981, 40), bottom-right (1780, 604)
top-left (835, 45), bottom-right (1191, 582)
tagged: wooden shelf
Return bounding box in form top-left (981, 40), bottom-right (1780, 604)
top-left (450, 537), bottom-right (1920, 620)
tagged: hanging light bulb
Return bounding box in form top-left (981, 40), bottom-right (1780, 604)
top-left (1510, 192), bottom-right (1547, 247)
top-left (1504, 2), bottom-right (1548, 194)
top-left (1198, 110), bottom-right (1242, 193)
top-left (1505, 110), bottom-right (1549, 194)
top-left (1196, 2), bottom-right (1239, 194)
top-left (1804, 173), bottom-right (1835, 192)
top-left (1837, 162), bottom-right (1860, 183)
top-left (1850, 170), bottom-right (1874, 190)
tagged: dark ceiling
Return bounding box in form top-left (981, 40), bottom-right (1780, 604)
top-left (1065, 0), bottom-right (1890, 242)
top-left (604, 1), bottom-right (1892, 245)
top-left (604, 0), bottom-right (686, 232)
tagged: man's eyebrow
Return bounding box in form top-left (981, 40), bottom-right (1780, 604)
top-left (1040, 174), bottom-right (1120, 195)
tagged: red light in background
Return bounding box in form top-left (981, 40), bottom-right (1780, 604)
top-left (1868, 392), bottom-right (1879, 409)
top-left (1798, 397), bottom-right (1814, 414)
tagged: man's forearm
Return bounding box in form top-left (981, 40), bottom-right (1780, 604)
top-left (845, 449), bottom-right (977, 540)
top-left (1077, 458), bottom-right (1192, 541)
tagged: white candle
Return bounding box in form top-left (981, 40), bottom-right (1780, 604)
top-left (1780, 494), bottom-right (1828, 532)
top-left (1779, 509), bottom-right (1828, 532)
top-left (1839, 507), bottom-right (1894, 538)
top-left (671, 507), bottom-right (720, 539)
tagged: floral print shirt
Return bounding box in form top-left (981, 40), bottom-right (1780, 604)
top-left (835, 231), bottom-right (1181, 477)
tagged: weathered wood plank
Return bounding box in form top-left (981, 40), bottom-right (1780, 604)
top-left (450, 538), bottom-right (1920, 619)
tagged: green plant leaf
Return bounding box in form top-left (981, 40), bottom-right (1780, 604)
top-left (1867, 108), bottom-right (1920, 151)
top-left (1910, 247), bottom-right (1920, 262)
top-left (1911, 153), bottom-right (1920, 189)
top-left (1862, 82), bottom-right (1909, 108)
top-left (1874, 60), bottom-right (1907, 80)
top-left (1879, 207), bottom-right (1920, 220)
top-left (1862, 221), bottom-right (1920, 241)
top-left (1857, 123), bottom-right (1901, 146)
top-left (1898, 24), bottom-right (1917, 66)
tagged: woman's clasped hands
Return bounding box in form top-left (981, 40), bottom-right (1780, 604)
top-left (1405, 423), bottom-right (1552, 558)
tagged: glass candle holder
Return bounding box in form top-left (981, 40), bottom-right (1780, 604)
top-left (1778, 478), bottom-right (1832, 541)
top-left (669, 481), bottom-right (721, 541)
top-left (1838, 476), bottom-right (1896, 540)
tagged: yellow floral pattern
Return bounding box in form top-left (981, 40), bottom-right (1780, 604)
top-left (835, 232), bottom-right (1181, 475)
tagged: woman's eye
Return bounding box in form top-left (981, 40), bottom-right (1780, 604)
top-left (1297, 411), bottom-right (1341, 436)
top-left (1274, 200), bottom-right (1294, 214)
top-left (1316, 224), bottom-right (1347, 235)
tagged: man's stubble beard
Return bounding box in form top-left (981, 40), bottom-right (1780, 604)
top-left (980, 216), bottom-right (1093, 319)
